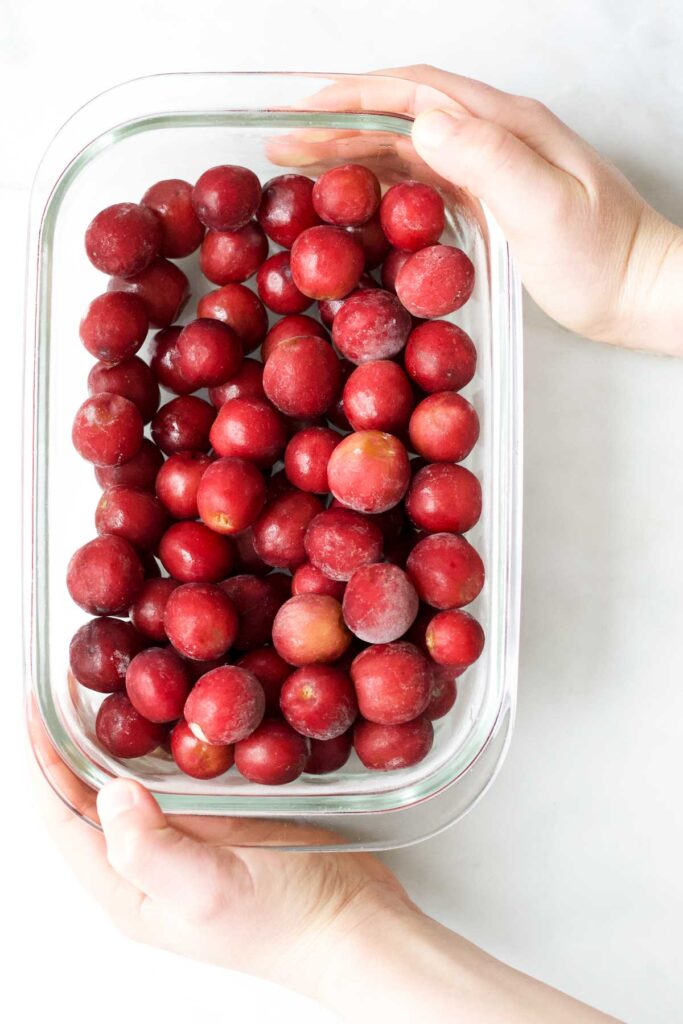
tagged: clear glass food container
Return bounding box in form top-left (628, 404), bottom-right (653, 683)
top-left (23, 73), bottom-right (522, 851)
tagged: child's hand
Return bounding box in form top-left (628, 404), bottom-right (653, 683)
top-left (296, 67), bottom-right (683, 355)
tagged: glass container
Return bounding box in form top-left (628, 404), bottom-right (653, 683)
top-left (24, 73), bottom-right (522, 850)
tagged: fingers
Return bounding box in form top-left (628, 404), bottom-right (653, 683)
top-left (372, 66), bottom-right (593, 167)
top-left (305, 66), bottom-right (595, 177)
top-left (265, 128), bottom-right (401, 169)
top-left (264, 129), bottom-right (444, 193)
top-left (411, 107), bottom-right (574, 240)
top-left (28, 703), bottom-right (147, 927)
top-left (30, 705), bottom-right (252, 937)
top-left (301, 73), bottom-right (454, 120)
top-left (97, 780), bottom-right (253, 924)
top-left (372, 65), bottom-right (545, 125)
top-left (28, 698), bottom-right (101, 827)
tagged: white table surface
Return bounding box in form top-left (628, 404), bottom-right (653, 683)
top-left (3, 2), bottom-right (682, 1021)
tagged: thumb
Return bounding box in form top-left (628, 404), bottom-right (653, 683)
top-left (412, 107), bottom-right (569, 240)
top-left (97, 779), bottom-right (251, 924)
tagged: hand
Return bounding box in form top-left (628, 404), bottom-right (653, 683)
top-left (29, 707), bottom-right (408, 994)
top-left (284, 66), bottom-right (683, 355)
top-left (31, 709), bottom-right (620, 1023)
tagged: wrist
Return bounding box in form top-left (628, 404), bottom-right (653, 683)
top-left (263, 877), bottom-right (418, 1005)
top-left (313, 899), bottom-right (491, 1023)
top-left (304, 895), bottom-right (621, 1024)
top-left (616, 210), bottom-right (683, 356)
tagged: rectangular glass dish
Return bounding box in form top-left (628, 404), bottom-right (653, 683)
top-left (24, 73), bottom-right (522, 850)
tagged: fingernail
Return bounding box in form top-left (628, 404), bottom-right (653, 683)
top-left (413, 108), bottom-right (465, 149)
top-left (97, 780), bottom-right (138, 824)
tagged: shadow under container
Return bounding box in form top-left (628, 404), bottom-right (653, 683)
top-left (24, 73), bottom-right (523, 851)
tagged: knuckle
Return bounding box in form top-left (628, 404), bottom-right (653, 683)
top-left (108, 830), bottom-right (145, 877)
top-left (109, 888), bottom-right (158, 946)
top-left (182, 886), bottom-right (226, 926)
top-left (477, 80), bottom-right (502, 103)
top-left (411, 62), bottom-right (438, 77)
top-left (473, 121), bottom-right (515, 167)
top-left (110, 906), bottom-right (141, 942)
top-left (513, 94), bottom-right (549, 119)
top-left (548, 186), bottom-right (580, 229)
top-left (179, 857), bottom-right (233, 926)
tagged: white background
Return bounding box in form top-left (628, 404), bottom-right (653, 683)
top-left (3, 2), bottom-right (683, 1021)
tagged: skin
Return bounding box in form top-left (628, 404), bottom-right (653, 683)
top-left (34, 65), bottom-right (683, 1022)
